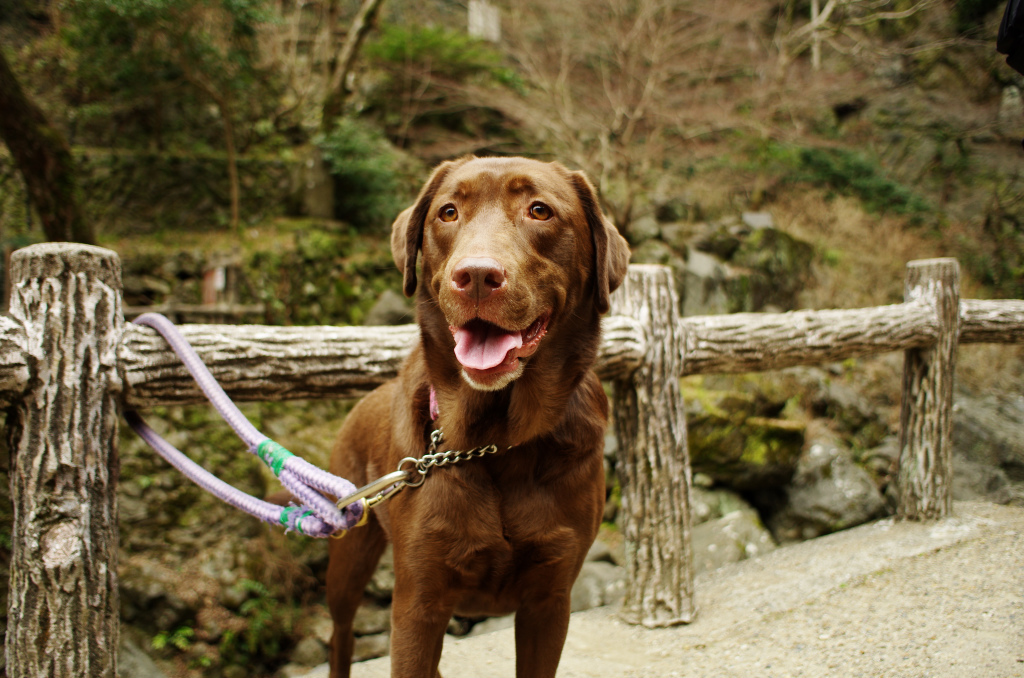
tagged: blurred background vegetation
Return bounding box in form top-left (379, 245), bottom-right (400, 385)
top-left (2, 0), bottom-right (1024, 675)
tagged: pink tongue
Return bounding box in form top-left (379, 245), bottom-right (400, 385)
top-left (453, 324), bottom-right (523, 370)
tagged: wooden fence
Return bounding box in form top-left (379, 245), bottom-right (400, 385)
top-left (1, 243), bottom-right (1024, 677)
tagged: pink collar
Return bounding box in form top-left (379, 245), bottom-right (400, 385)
top-left (429, 385), bottom-right (440, 421)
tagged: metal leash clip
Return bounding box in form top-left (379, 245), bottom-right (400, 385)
top-left (335, 469), bottom-right (411, 512)
top-left (332, 428), bottom-right (505, 538)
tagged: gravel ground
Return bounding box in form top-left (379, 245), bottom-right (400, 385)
top-left (308, 501), bottom-right (1024, 678)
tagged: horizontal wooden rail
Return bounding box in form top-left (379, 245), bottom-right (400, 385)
top-left (118, 315), bottom-right (646, 407)
top-left (959, 299), bottom-right (1024, 344)
top-left (680, 301), bottom-right (937, 375)
top-left (3, 298), bottom-right (1023, 409)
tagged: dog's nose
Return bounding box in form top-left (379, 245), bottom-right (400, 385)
top-left (451, 258), bottom-right (506, 301)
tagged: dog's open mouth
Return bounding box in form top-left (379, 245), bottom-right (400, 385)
top-left (450, 314), bottom-right (550, 379)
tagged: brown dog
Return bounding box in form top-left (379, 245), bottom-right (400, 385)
top-left (325, 156), bottom-right (630, 678)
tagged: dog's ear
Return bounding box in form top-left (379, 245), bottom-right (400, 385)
top-left (391, 158), bottom-right (467, 297)
top-left (569, 171), bottom-right (631, 314)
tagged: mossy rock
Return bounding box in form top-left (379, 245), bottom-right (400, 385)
top-left (729, 227), bottom-right (814, 312)
top-left (686, 388), bottom-right (806, 491)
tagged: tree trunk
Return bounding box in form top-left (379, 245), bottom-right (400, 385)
top-left (610, 265), bottom-right (695, 627)
top-left (221, 99), bottom-right (241, 232)
top-left (897, 259), bottom-right (960, 520)
top-left (0, 48), bottom-right (95, 244)
top-left (320, 0), bottom-right (386, 132)
top-left (6, 243), bottom-right (122, 677)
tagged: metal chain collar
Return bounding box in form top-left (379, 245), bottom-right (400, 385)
top-left (398, 429), bottom-right (501, 488)
top-left (335, 428), bottom-right (503, 515)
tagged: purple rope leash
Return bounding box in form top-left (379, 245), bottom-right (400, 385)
top-left (126, 313), bottom-right (364, 538)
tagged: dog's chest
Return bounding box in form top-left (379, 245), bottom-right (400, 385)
top-left (415, 451), bottom-right (600, 614)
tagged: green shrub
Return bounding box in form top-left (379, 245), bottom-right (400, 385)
top-left (951, 0), bottom-right (1006, 33)
top-left (752, 140), bottom-right (931, 220)
top-left (366, 24), bottom-right (507, 82)
top-left (316, 118), bottom-right (404, 231)
top-left (361, 23), bottom-right (522, 145)
top-left (793, 147), bottom-right (931, 217)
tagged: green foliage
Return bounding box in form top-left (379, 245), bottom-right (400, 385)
top-left (242, 223), bottom-right (400, 325)
top-left (366, 23), bottom-right (506, 81)
top-left (62, 0), bottom-right (279, 149)
top-left (152, 625), bottom-right (195, 652)
top-left (219, 578), bottom-right (294, 666)
top-left (316, 118), bottom-right (405, 231)
top-left (753, 140), bottom-right (931, 220)
top-left (794, 147), bottom-right (930, 216)
top-left (959, 184), bottom-right (1024, 298)
top-left (362, 23), bottom-right (521, 145)
top-left (951, 0), bottom-right (1006, 33)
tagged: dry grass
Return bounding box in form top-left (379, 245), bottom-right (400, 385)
top-left (769, 189), bottom-right (1024, 400)
top-left (770, 191), bottom-right (943, 309)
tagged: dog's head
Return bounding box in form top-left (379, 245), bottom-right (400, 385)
top-left (391, 156), bottom-right (630, 391)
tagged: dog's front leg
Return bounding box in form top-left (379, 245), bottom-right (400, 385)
top-left (388, 557), bottom-right (457, 678)
top-left (513, 591), bottom-right (572, 678)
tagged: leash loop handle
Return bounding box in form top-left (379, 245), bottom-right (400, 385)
top-left (128, 312), bottom-right (364, 538)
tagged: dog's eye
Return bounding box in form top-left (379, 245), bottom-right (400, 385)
top-left (529, 202), bottom-right (553, 221)
top-left (439, 205), bottom-right (458, 222)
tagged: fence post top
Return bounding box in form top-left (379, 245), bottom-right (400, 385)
top-left (907, 258), bottom-right (960, 270)
top-left (11, 242), bottom-right (119, 261)
top-left (10, 243), bottom-right (122, 286)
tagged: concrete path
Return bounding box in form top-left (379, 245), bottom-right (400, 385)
top-left (308, 501), bottom-right (1024, 677)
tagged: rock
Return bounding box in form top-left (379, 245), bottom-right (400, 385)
top-left (354, 602), bottom-right (391, 636)
top-left (447, 617), bottom-right (474, 636)
top-left (196, 605), bottom-right (245, 643)
top-left (219, 582), bottom-right (251, 610)
top-left (784, 366), bottom-right (890, 448)
top-left (585, 539), bottom-right (615, 564)
top-left (290, 636), bottom-right (328, 667)
top-left (741, 211), bottom-right (774, 230)
top-left (681, 248), bottom-right (734, 316)
top-left (119, 559), bottom-right (198, 629)
top-left (654, 195), bottom-right (697, 223)
top-left (769, 439), bottom-right (886, 543)
top-left (692, 221), bottom-right (743, 260)
top-left (364, 289), bottom-right (414, 326)
top-left (366, 546), bottom-right (395, 601)
top-left (953, 454), bottom-right (1013, 505)
top-left (353, 633), bottom-right (390, 662)
top-left (953, 391), bottom-right (1024, 479)
top-left (729, 226), bottom-right (813, 312)
top-left (468, 615), bottom-right (515, 637)
top-left (999, 86), bottom-right (1024, 127)
top-left (631, 239), bottom-right (686, 275)
top-left (223, 665), bottom-right (249, 678)
top-left (307, 614), bottom-right (336, 645)
top-left (691, 508), bottom-right (777, 575)
top-left (861, 435), bottom-right (899, 488)
top-left (690, 485), bottom-right (753, 527)
top-left (119, 636), bottom-right (168, 678)
top-left (659, 221), bottom-right (699, 252)
top-left (570, 561), bottom-right (626, 612)
top-left (686, 388), bottom-right (805, 491)
top-left (626, 214), bottom-right (661, 245)
top-left (632, 239), bottom-right (687, 306)
top-left (277, 663), bottom-right (316, 678)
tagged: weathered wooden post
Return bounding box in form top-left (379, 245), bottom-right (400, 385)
top-left (897, 258), bottom-right (960, 520)
top-left (609, 264), bottom-right (695, 627)
top-left (6, 243), bottom-right (122, 677)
